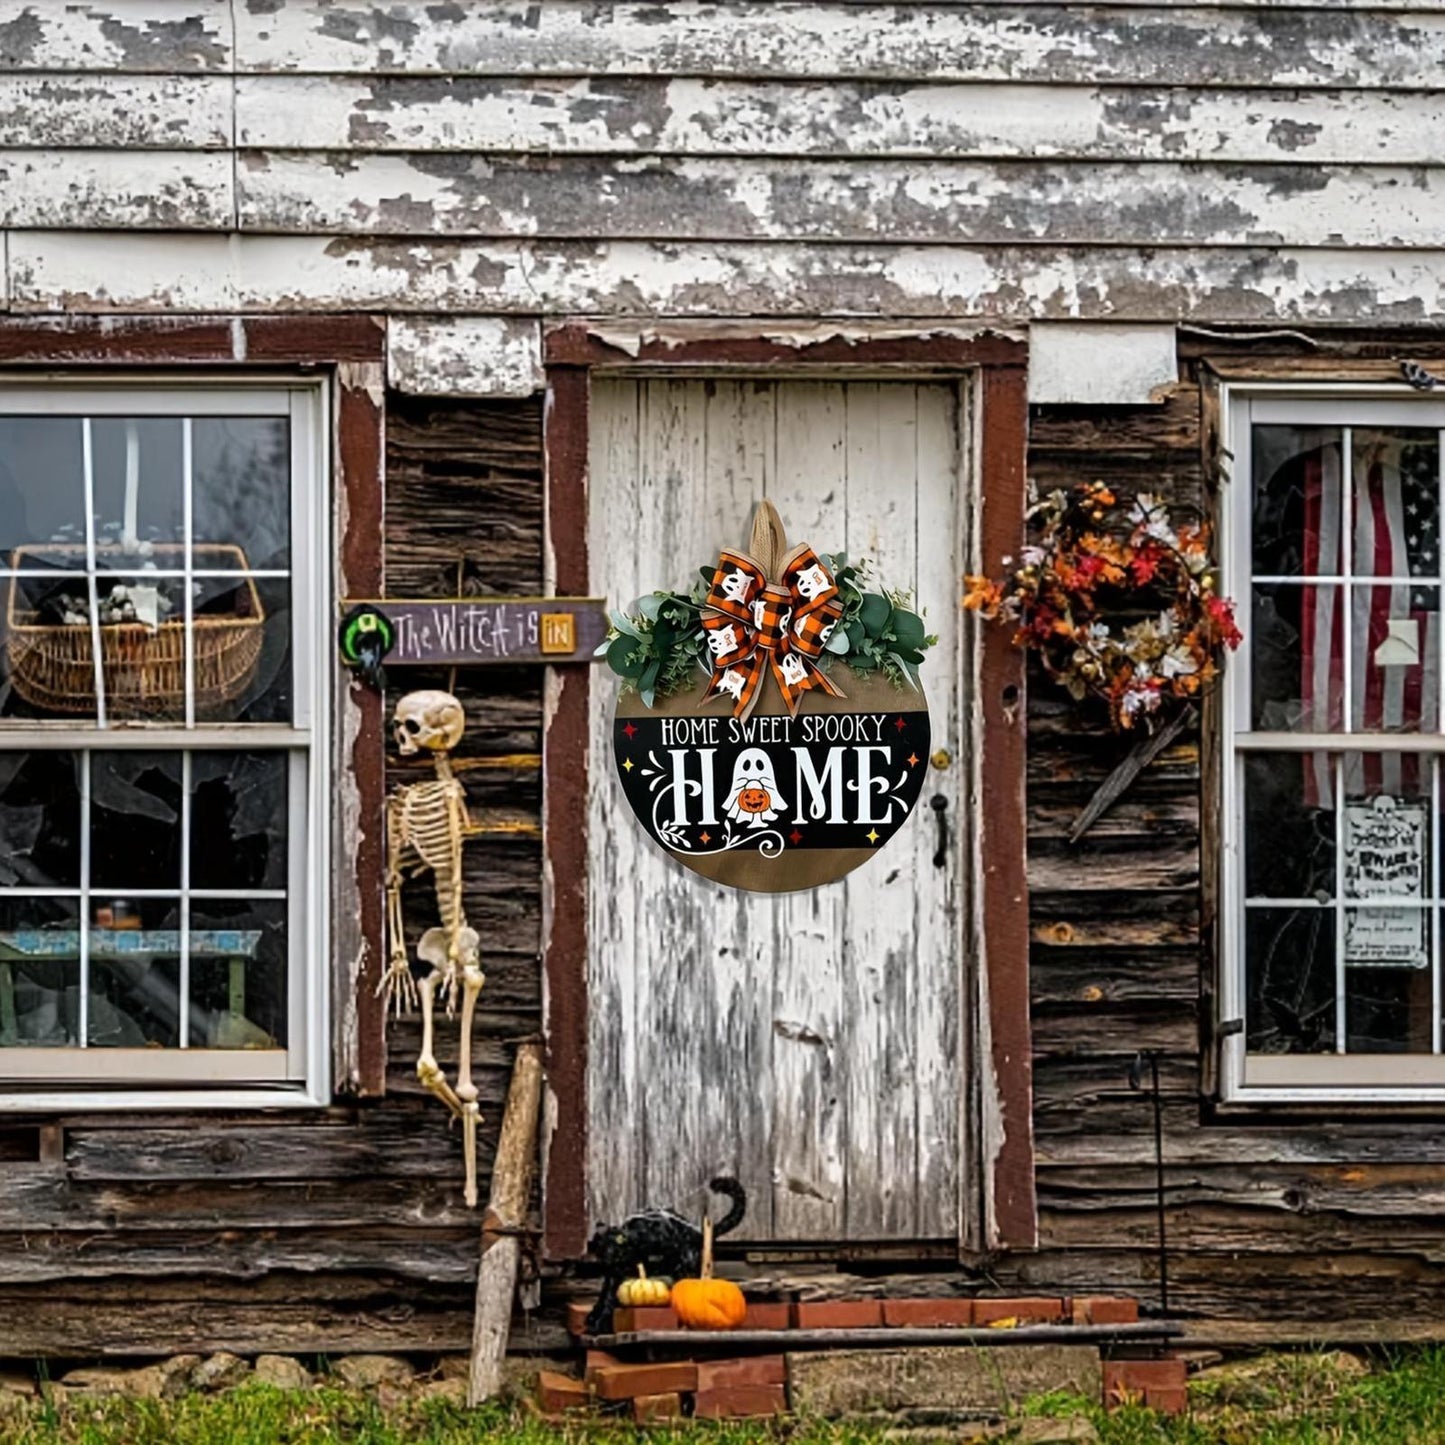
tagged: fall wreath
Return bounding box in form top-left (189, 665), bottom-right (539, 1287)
top-left (964, 481), bottom-right (1242, 730)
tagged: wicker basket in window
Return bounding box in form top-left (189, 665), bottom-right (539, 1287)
top-left (5, 543), bottom-right (265, 718)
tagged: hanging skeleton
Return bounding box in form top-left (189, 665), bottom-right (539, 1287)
top-left (377, 689), bottom-right (486, 1207)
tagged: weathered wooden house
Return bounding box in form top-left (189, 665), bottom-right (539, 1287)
top-left (0, 0), bottom-right (1444, 1357)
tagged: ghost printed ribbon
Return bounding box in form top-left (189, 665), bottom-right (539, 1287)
top-left (700, 545), bottom-right (845, 717)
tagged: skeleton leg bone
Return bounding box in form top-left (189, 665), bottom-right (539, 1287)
top-left (417, 970), bottom-right (464, 1118)
top-left (456, 961), bottom-right (486, 1208)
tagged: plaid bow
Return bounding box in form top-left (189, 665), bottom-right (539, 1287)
top-left (700, 545), bottom-right (845, 717)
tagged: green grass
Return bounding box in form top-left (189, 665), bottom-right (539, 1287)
top-left (6, 1350), bottom-right (1445, 1444)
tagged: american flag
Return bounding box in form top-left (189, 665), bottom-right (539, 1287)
top-left (1300, 437), bottom-right (1440, 806)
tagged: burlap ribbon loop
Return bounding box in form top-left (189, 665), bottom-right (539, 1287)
top-left (699, 503), bottom-right (845, 718)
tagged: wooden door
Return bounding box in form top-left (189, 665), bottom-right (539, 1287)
top-left (586, 376), bottom-right (970, 1242)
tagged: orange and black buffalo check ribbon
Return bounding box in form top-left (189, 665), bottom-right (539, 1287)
top-left (700, 545), bottom-right (845, 717)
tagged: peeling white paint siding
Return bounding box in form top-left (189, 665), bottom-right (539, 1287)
top-left (2, 1), bottom-right (1445, 351)
top-left (387, 316), bottom-right (542, 397)
top-left (13, 234), bottom-right (1445, 323)
top-left (229, 4), bottom-right (1445, 87)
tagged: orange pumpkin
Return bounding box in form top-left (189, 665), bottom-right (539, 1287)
top-left (736, 787), bottom-right (772, 814)
top-left (672, 1216), bottom-right (747, 1331)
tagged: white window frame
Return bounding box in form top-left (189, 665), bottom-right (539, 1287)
top-left (1222, 381), bottom-right (1445, 1103)
top-left (0, 377), bottom-right (331, 1110)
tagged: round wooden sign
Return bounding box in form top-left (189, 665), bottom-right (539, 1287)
top-left (612, 671), bottom-right (930, 892)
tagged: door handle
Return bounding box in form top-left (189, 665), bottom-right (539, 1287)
top-left (930, 794), bottom-right (949, 868)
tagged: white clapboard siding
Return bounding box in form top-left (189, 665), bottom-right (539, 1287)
top-left (386, 317), bottom-right (541, 398)
top-left (234, 77), bottom-right (1445, 167)
top-left (0, 151), bottom-right (232, 230)
top-left (13, 233), bottom-right (1445, 323)
top-left (229, 4), bottom-right (1445, 88)
top-left (0, 75), bottom-right (230, 148)
top-left (586, 376), bottom-right (965, 1242)
top-left (235, 154), bottom-right (1445, 249)
top-left (0, 2), bottom-right (232, 72)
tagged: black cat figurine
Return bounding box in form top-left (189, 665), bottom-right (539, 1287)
top-left (584, 1176), bottom-right (747, 1335)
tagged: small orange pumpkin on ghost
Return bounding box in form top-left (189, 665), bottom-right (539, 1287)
top-left (735, 786), bottom-right (772, 815)
top-left (671, 1215), bottom-right (747, 1331)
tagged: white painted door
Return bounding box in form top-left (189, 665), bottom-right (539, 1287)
top-left (587, 377), bottom-right (970, 1241)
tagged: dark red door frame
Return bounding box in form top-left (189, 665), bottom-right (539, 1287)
top-left (0, 314), bottom-right (390, 1098)
top-left (540, 323), bottom-right (1036, 1258)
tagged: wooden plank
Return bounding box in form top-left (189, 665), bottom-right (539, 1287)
top-left (911, 380), bottom-right (966, 1241)
top-left (840, 381), bottom-right (920, 1238)
top-left (699, 377), bottom-right (777, 1244)
top-left (584, 377), bottom-right (643, 1231)
top-left (65, 1115), bottom-right (474, 1182)
top-left (0, 74), bottom-right (230, 148)
top-left (768, 382), bottom-right (848, 1241)
top-left (388, 316), bottom-right (542, 398)
top-left (236, 76), bottom-right (1445, 166)
top-left (236, 153), bottom-right (1445, 249)
top-left (232, 4), bottom-right (1445, 88)
top-left (22, 235), bottom-right (1445, 323)
top-left (0, 1), bottom-right (231, 72)
top-left (0, 149), bottom-right (230, 229)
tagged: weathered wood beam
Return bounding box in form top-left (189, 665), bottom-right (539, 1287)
top-left (469, 1041), bottom-right (544, 1405)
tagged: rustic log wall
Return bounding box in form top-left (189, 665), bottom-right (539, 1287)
top-left (986, 335), bottom-right (1445, 1337)
top-left (0, 394), bottom-right (557, 1358)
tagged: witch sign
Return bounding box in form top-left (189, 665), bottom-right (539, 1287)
top-left (603, 500), bottom-right (933, 893)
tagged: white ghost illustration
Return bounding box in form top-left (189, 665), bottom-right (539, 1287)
top-left (723, 748), bottom-right (787, 830)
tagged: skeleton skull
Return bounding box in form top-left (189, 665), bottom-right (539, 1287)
top-left (393, 690), bottom-right (466, 756)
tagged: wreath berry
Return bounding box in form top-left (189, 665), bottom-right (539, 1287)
top-left (963, 482), bottom-right (1242, 730)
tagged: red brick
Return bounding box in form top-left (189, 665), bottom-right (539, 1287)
top-left (632, 1391), bottom-right (683, 1423)
top-left (742, 1301), bottom-right (792, 1331)
top-left (696, 1355), bottom-right (786, 1390)
top-left (535, 1370), bottom-right (590, 1414)
top-left (566, 1301), bottom-right (593, 1337)
top-left (882, 1298), bottom-right (974, 1328)
top-left (973, 1297), bottom-right (1067, 1326)
top-left (1145, 1386), bottom-right (1188, 1416)
top-left (692, 1384), bottom-right (788, 1419)
top-left (791, 1300), bottom-right (883, 1329)
top-left (583, 1350), bottom-right (621, 1382)
top-left (611, 1304), bottom-right (680, 1333)
top-left (592, 1361), bottom-right (698, 1402)
top-left (1072, 1296), bottom-right (1140, 1326)
top-left (1104, 1359), bottom-right (1188, 1410)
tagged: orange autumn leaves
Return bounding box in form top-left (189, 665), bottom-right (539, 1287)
top-left (964, 482), bottom-right (1242, 730)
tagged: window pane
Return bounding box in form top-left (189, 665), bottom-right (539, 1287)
top-left (2, 572), bottom-right (97, 722)
top-left (1245, 905), bottom-right (1335, 1054)
top-left (91, 418), bottom-right (184, 565)
top-left (1351, 428), bottom-right (1439, 579)
top-left (190, 899), bottom-right (287, 1050)
top-left (90, 752), bottom-right (181, 891)
top-left (1244, 751), bottom-right (1335, 899)
top-left (0, 898), bottom-right (80, 1047)
top-left (0, 752), bottom-right (80, 888)
top-left (1342, 756), bottom-right (1431, 904)
top-left (190, 752), bottom-right (288, 891)
top-left (1253, 425), bottom-right (1343, 578)
top-left (195, 576), bottom-right (290, 724)
top-left (95, 574), bottom-right (187, 723)
top-left (1341, 935), bottom-right (1434, 1053)
top-left (1347, 583), bottom-right (1440, 733)
top-left (1251, 582), bottom-right (1342, 731)
top-left (0, 418), bottom-right (85, 559)
top-left (193, 418), bottom-right (290, 572)
top-left (87, 898), bottom-right (182, 1048)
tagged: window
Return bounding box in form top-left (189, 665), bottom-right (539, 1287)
top-left (0, 383), bottom-right (328, 1106)
top-left (1224, 387), bottom-right (1445, 1100)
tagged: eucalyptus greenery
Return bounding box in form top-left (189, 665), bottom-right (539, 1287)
top-left (600, 553), bottom-right (936, 708)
